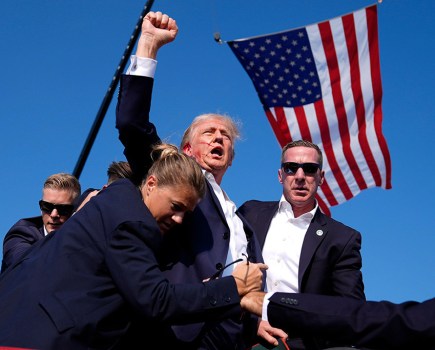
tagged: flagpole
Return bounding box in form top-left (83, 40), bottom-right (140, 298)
top-left (73, 0), bottom-right (155, 179)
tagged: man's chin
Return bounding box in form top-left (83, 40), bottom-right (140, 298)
top-left (47, 224), bottom-right (61, 232)
top-left (206, 160), bottom-right (229, 171)
top-left (290, 195), bottom-right (310, 205)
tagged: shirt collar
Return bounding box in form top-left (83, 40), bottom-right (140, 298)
top-left (204, 170), bottom-right (215, 183)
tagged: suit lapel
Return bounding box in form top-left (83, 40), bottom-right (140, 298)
top-left (298, 209), bottom-right (328, 289)
top-left (203, 180), bottom-right (228, 226)
top-left (256, 203), bottom-right (279, 249)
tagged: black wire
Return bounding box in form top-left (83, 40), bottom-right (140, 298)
top-left (73, 0), bottom-right (155, 179)
top-left (209, 258), bottom-right (243, 280)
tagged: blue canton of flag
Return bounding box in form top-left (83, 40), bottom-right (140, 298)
top-left (231, 28), bottom-right (322, 108)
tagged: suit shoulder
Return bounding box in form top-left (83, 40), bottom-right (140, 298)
top-left (320, 212), bottom-right (361, 237)
top-left (239, 200), bottom-right (277, 210)
top-left (4, 216), bottom-right (43, 237)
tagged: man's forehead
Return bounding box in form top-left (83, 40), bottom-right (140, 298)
top-left (198, 119), bottom-right (229, 129)
top-left (42, 188), bottom-right (74, 202)
top-left (285, 146), bottom-right (318, 158)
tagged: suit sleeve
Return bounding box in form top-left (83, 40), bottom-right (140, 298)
top-left (106, 221), bottom-right (242, 324)
top-left (116, 74), bottom-right (161, 186)
top-left (331, 229), bottom-right (365, 299)
top-left (267, 292), bottom-right (435, 349)
top-left (2, 221), bottom-right (42, 271)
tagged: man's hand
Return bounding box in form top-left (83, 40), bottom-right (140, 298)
top-left (231, 262), bottom-right (267, 296)
top-left (257, 320), bottom-right (288, 347)
top-left (240, 291), bottom-right (265, 316)
top-left (136, 11), bottom-right (179, 59)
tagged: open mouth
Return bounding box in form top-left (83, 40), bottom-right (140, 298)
top-left (210, 147), bottom-right (223, 157)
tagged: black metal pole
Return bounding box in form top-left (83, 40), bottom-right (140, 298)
top-left (73, 0), bottom-right (155, 179)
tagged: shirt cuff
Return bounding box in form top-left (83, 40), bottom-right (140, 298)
top-left (262, 292), bottom-right (274, 322)
top-left (126, 55), bottom-right (157, 78)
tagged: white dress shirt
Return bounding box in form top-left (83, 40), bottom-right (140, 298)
top-left (205, 172), bottom-right (248, 276)
top-left (262, 195), bottom-right (317, 293)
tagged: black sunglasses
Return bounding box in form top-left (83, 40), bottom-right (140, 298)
top-left (281, 162), bottom-right (321, 175)
top-left (39, 200), bottom-right (75, 217)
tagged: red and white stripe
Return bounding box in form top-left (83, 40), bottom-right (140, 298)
top-left (265, 5), bottom-right (392, 215)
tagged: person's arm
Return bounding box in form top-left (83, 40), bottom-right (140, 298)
top-left (107, 220), bottom-right (266, 324)
top-left (331, 229), bottom-right (365, 299)
top-left (267, 292), bottom-right (435, 349)
top-left (240, 292), bottom-right (288, 347)
top-left (116, 12), bottom-right (178, 185)
top-left (2, 219), bottom-right (43, 271)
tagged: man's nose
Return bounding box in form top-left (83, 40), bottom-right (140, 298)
top-left (49, 209), bottom-right (60, 217)
top-left (294, 167), bottom-right (306, 179)
top-left (213, 131), bottom-right (224, 142)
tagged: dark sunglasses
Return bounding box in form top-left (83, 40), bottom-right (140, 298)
top-left (39, 200), bottom-right (75, 217)
top-left (281, 162), bottom-right (321, 175)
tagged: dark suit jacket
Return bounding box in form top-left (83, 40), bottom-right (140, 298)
top-left (116, 74), bottom-right (264, 349)
top-left (238, 200), bottom-right (365, 349)
top-left (1, 216), bottom-right (44, 272)
top-left (237, 200), bottom-right (364, 298)
top-left (268, 292), bottom-right (435, 350)
top-left (0, 179), bottom-right (242, 350)
top-left (1, 187), bottom-right (99, 274)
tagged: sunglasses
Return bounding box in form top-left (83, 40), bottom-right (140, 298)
top-left (39, 200), bottom-right (75, 217)
top-left (281, 162), bottom-right (321, 175)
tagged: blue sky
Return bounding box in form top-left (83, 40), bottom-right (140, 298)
top-left (1, 0), bottom-right (434, 303)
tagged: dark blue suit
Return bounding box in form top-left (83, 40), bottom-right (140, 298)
top-left (116, 74), bottom-right (264, 349)
top-left (0, 180), bottom-right (242, 350)
top-left (2, 189), bottom-right (98, 274)
top-left (237, 200), bottom-right (365, 349)
top-left (1, 216), bottom-right (44, 272)
top-left (268, 293), bottom-right (435, 349)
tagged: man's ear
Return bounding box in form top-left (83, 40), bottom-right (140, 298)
top-left (183, 143), bottom-right (192, 155)
top-left (319, 170), bottom-right (325, 186)
top-left (278, 169), bottom-right (284, 184)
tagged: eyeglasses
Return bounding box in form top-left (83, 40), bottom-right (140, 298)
top-left (39, 200), bottom-right (75, 217)
top-left (209, 253), bottom-right (249, 280)
top-left (281, 162), bottom-right (321, 175)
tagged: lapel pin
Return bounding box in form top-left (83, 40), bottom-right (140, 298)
top-left (316, 229), bottom-right (324, 236)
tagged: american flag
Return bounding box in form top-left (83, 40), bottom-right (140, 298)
top-left (228, 4), bottom-right (391, 215)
